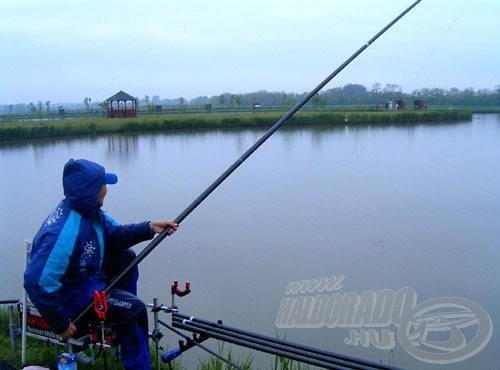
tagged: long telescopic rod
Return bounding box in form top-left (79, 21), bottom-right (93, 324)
top-left (74, 0), bottom-right (422, 324)
top-left (172, 313), bottom-right (402, 370)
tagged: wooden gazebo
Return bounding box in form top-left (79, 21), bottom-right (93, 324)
top-left (105, 90), bottom-right (137, 118)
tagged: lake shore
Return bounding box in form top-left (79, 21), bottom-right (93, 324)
top-left (0, 109), bottom-right (472, 142)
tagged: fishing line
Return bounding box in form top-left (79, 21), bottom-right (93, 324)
top-left (408, 0), bottom-right (470, 91)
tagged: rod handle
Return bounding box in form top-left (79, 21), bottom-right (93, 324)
top-left (161, 348), bottom-right (182, 362)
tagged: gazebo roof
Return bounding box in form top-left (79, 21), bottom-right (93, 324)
top-left (105, 90), bottom-right (136, 102)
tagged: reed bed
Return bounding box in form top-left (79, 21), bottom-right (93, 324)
top-left (0, 110), bottom-right (472, 142)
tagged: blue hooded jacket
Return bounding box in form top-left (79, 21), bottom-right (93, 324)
top-left (24, 159), bottom-right (153, 333)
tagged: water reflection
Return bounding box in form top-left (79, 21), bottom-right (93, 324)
top-left (106, 135), bottom-right (139, 159)
top-left (0, 119), bottom-right (471, 153)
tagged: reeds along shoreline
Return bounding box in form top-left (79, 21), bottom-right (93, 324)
top-left (0, 110), bottom-right (473, 142)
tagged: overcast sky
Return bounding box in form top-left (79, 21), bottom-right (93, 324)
top-left (0, 0), bottom-right (498, 104)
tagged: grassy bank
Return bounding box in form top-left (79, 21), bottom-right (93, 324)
top-left (0, 109), bottom-right (472, 142)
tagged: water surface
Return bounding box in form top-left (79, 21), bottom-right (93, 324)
top-left (1, 114), bottom-right (499, 369)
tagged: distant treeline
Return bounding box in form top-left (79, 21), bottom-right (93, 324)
top-left (2, 84), bottom-right (499, 114)
top-left (191, 84), bottom-right (500, 109)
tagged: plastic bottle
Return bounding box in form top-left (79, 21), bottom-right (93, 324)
top-left (57, 353), bottom-right (77, 370)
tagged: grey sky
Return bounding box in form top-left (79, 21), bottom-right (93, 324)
top-left (0, 0), bottom-right (498, 104)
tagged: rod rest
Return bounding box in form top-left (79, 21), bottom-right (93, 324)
top-left (171, 280), bottom-right (191, 297)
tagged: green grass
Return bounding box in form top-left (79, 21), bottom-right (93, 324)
top-left (1, 307), bottom-right (123, 369)
top-left (1, 307), bottom-right (64, 369)
top-left (0, 109), bottom-right (473, 142)
top-left (0, 309), bottom-right (17, 365)
top-left (197, 343), bottom-right (254, 370)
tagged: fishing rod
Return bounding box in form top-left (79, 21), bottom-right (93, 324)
top-left (74, 0), bottom-right (422, 324)
top-left (158, 320), bottom-right (243, 370)
top-left (171, 313), bottom-right (403, 370)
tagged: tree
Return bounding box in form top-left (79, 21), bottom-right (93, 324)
top-left (383, 84), bottom-right (401, 93)
top-left (45, 100), bottom-right (51, 113)
top-left (311, 93), bottom-right (326, 108)
top-left (235, 94), bottom-right (242, 107)
top-left (323, 87), bottom-right (344, 106)
top-left (29, 102), bottom-right (37, 114)
top-left (83, 97), bottom-right (91, 113)
top-left (371, 83), bottom-right (382, 94)
top-left (219, 94), bottom-right (225, 108)
top-left (281, 93), bottom-right (291, 106)
top-left (342, 84), bottom-right (367, 105)
top-left (99, 101), bottom-right (107, 115)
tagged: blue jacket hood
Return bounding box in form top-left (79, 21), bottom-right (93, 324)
top-left (63, 159), bottom-right (107, 218)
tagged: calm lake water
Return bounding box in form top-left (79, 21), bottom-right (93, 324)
top-left (1, 114), bottom-right (499, 369)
